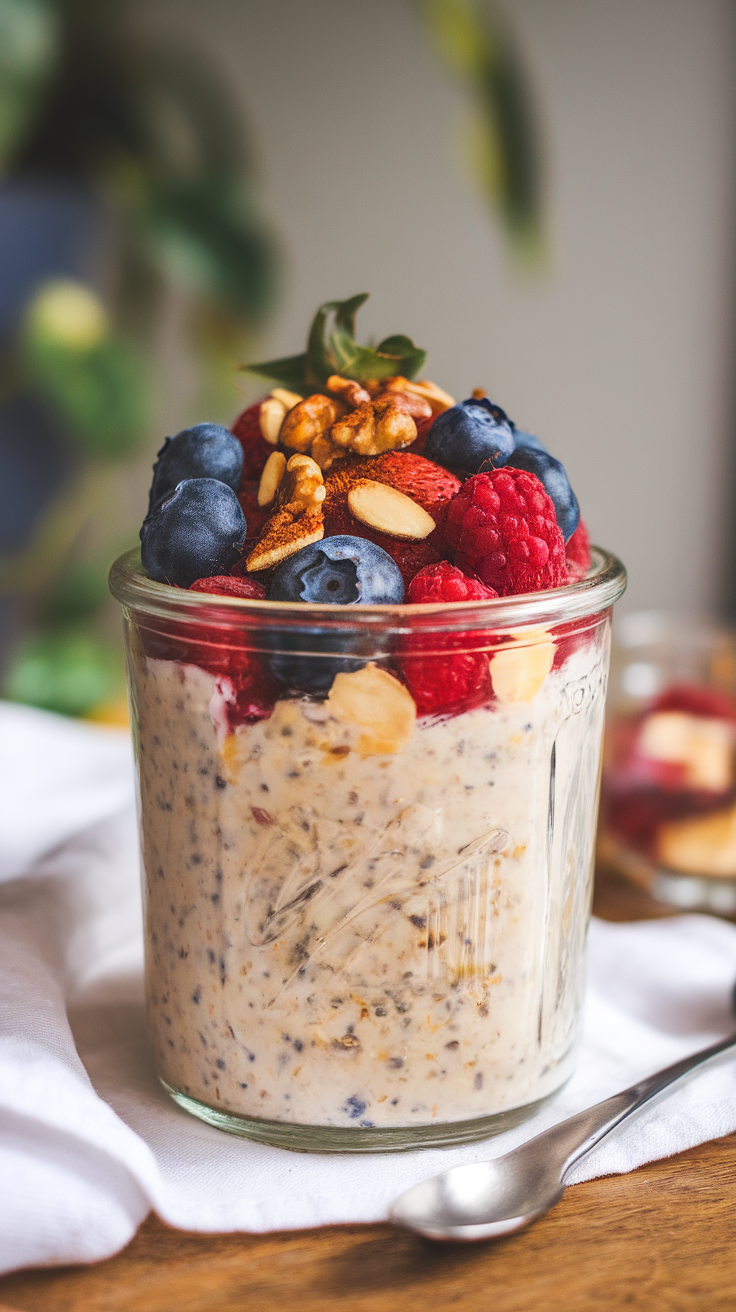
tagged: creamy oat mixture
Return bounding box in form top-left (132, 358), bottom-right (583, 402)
top-left (134, 637), bottom-right (608, 1128)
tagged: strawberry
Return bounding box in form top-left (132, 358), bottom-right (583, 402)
top-left (231, 401), bottom-right (274, 482)
top-left (190, 575), bottom-right (267, 599)
top-left (236, 480), bottom-right (271, 552)
top-left (322, 453), bottom-right (459, 587)
top-left (406, 411), bottom-right (437, 457)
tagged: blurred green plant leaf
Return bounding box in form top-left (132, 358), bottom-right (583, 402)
top-left (4, 625), bottom-right (122, 717)
top-left (420, 0), bottom-right (544, 261)
top-left (246, 294), bottom-right (427, 392)
top-left (26, 332), bottom-right (150, 459)
top-left (44, 557), bottom-right (111, 622)
top-left (0, 0), bottom-right (58, 169)
top-left (140, 175), bottom-right (276, 323)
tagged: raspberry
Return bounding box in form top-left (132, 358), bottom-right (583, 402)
top-left (406, 561), bottom-right (498, 604)
top-left (565, 520), bottom-right (590, 581)
top-left (231, 402), bottom-right (274, 481)
top-left (397, 564), bottom-right (498, 718)
top-left (190, 575), bottom-right (267, 599)
top-left (443, 469), bottom-right (567, 596)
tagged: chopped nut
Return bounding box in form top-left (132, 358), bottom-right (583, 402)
top-left (326, 374), bottom-right (372, 407)
top-left (331, 396), bottom-right (416, 456)
top-left (279, 454), bottom-right (326, 510)
top-left (246, 454), bottom-right (326, 571)
top-left (490, 632), bottom-right (554, 703)
top-left (257, 450), bottom-right (287, 507)
top-left (375, 389), bottom-right (432, 420)
top-left (372, 395), bottom-right (418, 451)
top-left (259, 396), bottom-right (287, 445)
top-left (311, 433), bottom-right (348, 471)
top-left (269, 387), bottom-right (303, 410)
top-left (280, 394), bottom-right (347, 453)
top-left (383, 376), bottom-right (455, 414)
top-left (347, 480), bottom-right (435, 540)
top-left (328, 664), bottom-right (416, 755)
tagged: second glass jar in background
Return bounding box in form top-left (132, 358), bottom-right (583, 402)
top-left (600, 611), bottom-right (736, 914)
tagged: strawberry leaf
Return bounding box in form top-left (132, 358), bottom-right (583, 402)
top-left (243, 293), bottom-right (426, 391)
top-left (247, 352), bottom-right (307, 391)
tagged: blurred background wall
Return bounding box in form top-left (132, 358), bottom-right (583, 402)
top-left (2, 0), bottom-right (736, 715)
top-left (147, 0), bottom-right (736, 617)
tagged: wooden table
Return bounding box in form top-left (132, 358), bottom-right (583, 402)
top-left (3, 866), bottom-right (736, 1312)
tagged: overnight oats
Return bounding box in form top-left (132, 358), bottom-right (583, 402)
top-left (110, 294), bottom-right (626, 1150)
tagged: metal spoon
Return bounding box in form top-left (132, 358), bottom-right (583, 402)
top-left (391, 1031), bottom-right (736, 1242)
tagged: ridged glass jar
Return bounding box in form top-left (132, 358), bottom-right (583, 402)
top-left (110, 546), bottom-right (626, 1152)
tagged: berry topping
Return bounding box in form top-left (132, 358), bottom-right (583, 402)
top-left (565, 519), bottom-right (590, 580)
top-left (442, 469), bottom-right (567, 596)
top-left (148, 423), bottom-right (243, 513)
top-left (268, 536), bottom-right (405, 605)
top-left (505, 446), bottom-right (579, 542)
top-left (650, 683), bottom-right (736, 724)
top-left (424, 399), bottom-right (515, 475)
top-left (141, 478), bottom-right (247, 587)
top-left (236, 480), bottom-right (272, 553)
top-left (230, 402), bottom-right (276, 481)
top-left (406, 561), bottom-right (498, 604)
top-left (265, 537), bottom-right (403, 695)
top-left (190, 575), bottom-right (267, 599)
top-left (396, 565), bottom-right (498, 719)
top-left (512, 426), bottom-right (548, 454)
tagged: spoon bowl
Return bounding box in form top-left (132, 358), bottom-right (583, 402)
top-left (391, 1031), bottom-right (736, 1242)
top-left (391, 1155), bottom-right (564, 1241)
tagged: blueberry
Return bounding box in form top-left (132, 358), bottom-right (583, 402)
top-left (148, 423), bottom-right (243, 514)
top-left (266, 537), bottom-right (404, 695)
top-left (505, 447), bottom-right (580, 541)
top-left (269, 537), bottom-right (404, 606)
top-left (141, 478), bottom-right (247, 586)
top-left (512, 426), bottom-right (548, 454)
top-left (424, 400), bottom-right (515, 475)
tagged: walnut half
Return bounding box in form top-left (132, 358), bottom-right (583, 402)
top-left (330, 395), bottom-right (417, 456)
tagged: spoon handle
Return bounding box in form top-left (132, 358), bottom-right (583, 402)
top-left (523, 1030), bottom-right (736, 1181)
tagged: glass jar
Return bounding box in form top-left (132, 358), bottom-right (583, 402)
top-left (110, 546), bottom-right (625, 1152)
top-left (600, 611), bottom-right (736, 915)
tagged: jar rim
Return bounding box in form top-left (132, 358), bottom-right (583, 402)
top-left (109, 546), bottom-right (626, 633)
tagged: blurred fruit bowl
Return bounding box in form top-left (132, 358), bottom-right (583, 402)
top-left (599, 611), bottom-right (736, 914)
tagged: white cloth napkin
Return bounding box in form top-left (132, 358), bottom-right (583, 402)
top-left (2, 700), bottom-right (736, 1276)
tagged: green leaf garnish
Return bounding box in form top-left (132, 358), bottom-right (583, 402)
top-left (243, 293), bottom-right (427, 393)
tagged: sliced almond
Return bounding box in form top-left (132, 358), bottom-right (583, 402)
top-left (269, 387), bottom-right (303, 411)
top-left (639, 712), bottom-right (734, 792)
top-left (347, 480), bottom-right (435, 540)
top-left (383, 376), bottom-right (455, 414)
top-left (656, 804), bottom-right (736, 877)
top-left (257, 450), bottom-right (287, 507)
top-left (490, 635), bottom-right (554, 703)
top-left (327, 664), bottom-right (416, 754)
top-left (259, 396), bottom-right (287, 444)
